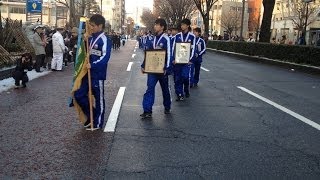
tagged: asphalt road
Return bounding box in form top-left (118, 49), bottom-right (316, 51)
top-left (1, 40), bottom-right (319, 179)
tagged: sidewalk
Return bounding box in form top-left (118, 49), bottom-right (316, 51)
top-left (0, 69), bottom-right (51, 93)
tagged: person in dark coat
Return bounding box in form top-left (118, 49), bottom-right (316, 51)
top-left (12, 53), bottom-right (33, 88)
top-left (68, 27), bottom-right (78, 64)
top-left (45, 29), bottom-right (54, 69)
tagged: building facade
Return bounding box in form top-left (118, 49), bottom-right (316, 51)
top-left (0, 0), bottom-right (68, 27)
top-left (271, 0), bottom-right (320, 45)
top-left (209, 0), bottom-right (249, 38)
top-left (113, 0), bottom-right (125, 32)
top-left (247, 0), bottom-right (263, 38)
top-left (101, 0), bottom-right (115, 32)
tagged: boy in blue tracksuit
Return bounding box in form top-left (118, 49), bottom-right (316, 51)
top-left (172, 18), bottom-right (196, 101)
top-left (143, 31), bottom-right (154, 50)
top-left (190, 27), bottom-right (206, 87)
top-left (74, 14), bottom-right (112, 130)
top-left (140, 18), bottom-right (172, 118)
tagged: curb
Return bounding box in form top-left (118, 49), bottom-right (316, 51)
top-left (207, 48), bottom-right (320, 75)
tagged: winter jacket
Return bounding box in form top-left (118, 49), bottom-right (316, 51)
top-left (141, 32), bottom-right (171, 72)
top-left (89, 31), bottom-right (112, 80)
top-left (194, 37), bottom-right (206, 63)
top-left (33, 33), bottom-right (45, 55)
top-left (172, 31), bottom-right (196, 63)
top-left (52, 31), bottom-right (65, 53)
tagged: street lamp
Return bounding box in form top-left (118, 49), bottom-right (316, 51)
top-left (303, 0), bottom-right (313, 45)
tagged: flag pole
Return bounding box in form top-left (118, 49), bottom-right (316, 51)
top-left (85, 19), bottom-right (94, 131)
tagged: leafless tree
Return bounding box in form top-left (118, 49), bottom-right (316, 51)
top-left (155, 0), bottom-right (195, 28)
top-left (193, 0), bottom-right (218, 36)
top-left (219, 10), bottom-right (242, 36)
top-left (126, 17), bottom-right (135, 36)
top-left (140, 9), bottom-right (157, 31)
top-left (289, 0), bottom-right (317, 35)
top-left (55, 0), bottom-right (100, 28)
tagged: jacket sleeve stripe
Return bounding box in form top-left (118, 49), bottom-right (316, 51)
top-left (165, 36), bottom-right (171, 68)
top-left (199, 39), bottom-right (206, 56)
top-left (190, 34), bottom-right (196, 60)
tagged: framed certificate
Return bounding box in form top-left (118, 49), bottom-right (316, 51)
top-left (175, 42), bottom-right (191, 64)
top-left (144, 49), bottom-right (166, 73)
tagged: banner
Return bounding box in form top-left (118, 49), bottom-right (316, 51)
top-left (69, 17), bottom-right (89, 123)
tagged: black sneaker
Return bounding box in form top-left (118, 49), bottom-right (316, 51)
top-left (140, 112), bottom-right (152, 118)
top-left (164, 109), bottom-right (171, 114)
top-left (83, 120), bottom-right (91, 128)
top-left (176, 96), bottom-right (184, 101)
top-left (185, 93), bottom-right (190, 98)
top-left (21, 84), bottom-right (26, 88)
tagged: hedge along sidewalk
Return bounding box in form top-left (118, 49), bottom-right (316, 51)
top-left (207, 40), bottom-right (320, 74)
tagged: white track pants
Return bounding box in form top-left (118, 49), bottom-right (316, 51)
top-left (51, 52), bottom-right (63, 70)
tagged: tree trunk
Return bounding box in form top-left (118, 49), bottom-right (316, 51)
top-left (203, 17), bottom-right (210, 37)
top-left (68, 0), bottom-right (77, 28)
top-left (259, 0), bottom-right (275, 43)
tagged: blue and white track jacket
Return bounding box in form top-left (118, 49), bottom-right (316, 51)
top-left (89, 31), bottom-right (112, 80)
top-left (172, 31), bottom-right (196, 63)
top-left (194, 37), bottom-right (206, 63)
top-left (141, 32), bottom-right (171, 72)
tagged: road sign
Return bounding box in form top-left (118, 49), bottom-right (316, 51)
top-left (26, 0), bottom-right (42, 13)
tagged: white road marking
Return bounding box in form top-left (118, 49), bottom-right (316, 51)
top-left (104, 87), bottom-right (126, 132)
top-left (237, 86), bottom-right (320, 131)
top-left (126, 62), bottom-right (133, 71)
top-left (132, 54), bottom-right (136, 58)
top-left (134, 49), bottom-right (136, 52)
top-left (201, 66), bottom-right (210, 72)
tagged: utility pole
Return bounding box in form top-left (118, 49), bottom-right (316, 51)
top-left (303, 0), bottom-right (313, 45)
top-left (101, 0), bottom-right (103, 13)
top-left (240, 0), bottom-right (246, 41)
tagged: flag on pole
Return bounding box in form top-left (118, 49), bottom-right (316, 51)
top-left (70, 17), bottom-right (89, 123)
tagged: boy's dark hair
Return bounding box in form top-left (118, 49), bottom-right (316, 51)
top-left (181, 18), bottom-right (191, 26)
top-left (90, 14), bottom-right (106, 29)
top-left (154, 18), bottom-right (167, 31)
top-left (194, 27), bottom-right (201, 33)
top-left (171, 27), bottom-right (178, 31)
top-left (22, 53), bottom-right (32, 60)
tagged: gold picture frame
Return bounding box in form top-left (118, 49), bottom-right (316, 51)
top-left (144, 49), bottom-right (166, 73)
top-left (175, 42), bottom-right (191, 64)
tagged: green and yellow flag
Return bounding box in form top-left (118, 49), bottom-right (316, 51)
top-left (70, 17), bottom-right (89, 123)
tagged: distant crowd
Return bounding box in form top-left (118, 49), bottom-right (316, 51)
top-left (12, 24), bottom-right (129, 89)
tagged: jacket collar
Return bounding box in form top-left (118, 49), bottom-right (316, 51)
top-left (92, 31), bottom-right (104, 37)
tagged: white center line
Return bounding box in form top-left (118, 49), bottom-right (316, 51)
top-left (201, 66), bottom-right (210, 72)
top-left (104, 87), bottom-right (126, 132)
top-left (237, 86), bottom-right (320, 131)
top-left (126, 62), bottom-right (133, 71)
top-left (134, 49), bottom-right (136, 52)
top-left (132, 54), bottom-right (136, 58)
